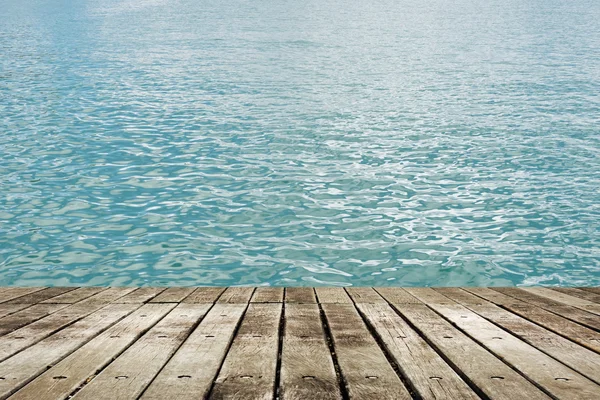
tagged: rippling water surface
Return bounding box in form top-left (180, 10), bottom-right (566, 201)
top-left (1, 0), bottom-right (599, 287)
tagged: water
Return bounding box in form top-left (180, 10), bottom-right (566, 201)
top-left (1, 0), bottom-right (599, 287)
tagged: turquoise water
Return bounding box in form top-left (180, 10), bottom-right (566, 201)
top-left (1, 0), bottom-right (599, 287)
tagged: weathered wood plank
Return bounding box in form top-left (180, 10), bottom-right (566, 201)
top-left (70, 303), bottom-right (210, 400)
top-left (183, 287), bottom-right (226, 303)
top-left (217, 287), bottom-right (255, 304)
top-left (4, 287), bottom-right (76, 304)
top-left (493, 287), bottom-right (600, 330)
top-left (403, 288), bottom-right (452, 305)
top-left (374, 287), bottom-right (421, 304)
top-left (380, 301), bottom-right (550, 399)
top-left (581, 287), bottom-right (600, 295)
top-left (464, 288), bottom-right (600, 353)
top-left (0, 288), bottom-right (134, 361)
top-left (0, 288), bottom-right (45, 304)
top-left (41, 287), bottom-right (106, 303)
top-left (210, 303), bottom-right (282, 400)
top-left (408, 288), bottom-right (600, 399)
top-left (251, 287), bottom-right (284, 303)
top-left (522, 287), bottom-right (600, 315)
top-left (321, 303), bottom-right (411, 399)
top-left (280, 304), bottom-right (341, 400)
top-left (8, 303), bottom-right (174, 400)
top-left (437, 288), bottom-right (600, 384)
top-left (345, 287), bottom-right (386, 303)
top-left (314, 287), bottom-right (351, 304)
top-left (0, 303), bottom-right (29, 319)
top-left (141, 303), bottom-right (246, 400)
top-left (148, 287), bottom-right (195, 303)
top-left (114, 287), bottom-right (166, 303)
top-left (285, 288), bottom-right (316, 304)
top-left (551, 288), bottom-right (600, 304)
top-left (0, 303), bottom-right (69, 336)
top-left (0, 303), bottom-right (138, 399)
top-left (357, 302), bottom-right (478, 400)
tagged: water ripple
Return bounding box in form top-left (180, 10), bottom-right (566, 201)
top-left (1, 0), bottom-right (599, 286)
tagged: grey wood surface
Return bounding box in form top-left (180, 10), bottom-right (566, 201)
top-left (322, 303), bottom-right (411, 399)
top-left (408, 288), bottom-right (600, 399)
top-left (280, 303), bottom-right (341, 400)
top-left (1, 286), bottom-right (599, 400)
top-left (71, 304), bottom-right (210, 400)
top-left (141, 304), bottom-right (247, 400)
top-left (210, 303), bottom-right (282, 400)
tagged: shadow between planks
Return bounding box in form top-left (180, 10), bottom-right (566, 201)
top-left (0, 286), bottom-right (599, 399)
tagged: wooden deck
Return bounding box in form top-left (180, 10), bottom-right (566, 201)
top-left (0, 287), bottom-right (600, 399)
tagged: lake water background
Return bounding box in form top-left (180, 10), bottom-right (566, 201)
top-left (1, 0), bottom-right (599, 287)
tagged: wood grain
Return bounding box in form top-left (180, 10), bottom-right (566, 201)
top-left (251, 287), bottom-right (284, 303)
top-left (0, 303), bottom-right (138, 399)
top-left (210, 303), bottom-right (282, 400)
top-left (284, 288), bottom-right (316, 304)
top-left (314, 287), bottom-right (351, 304)
top-left (141, 304), bottom-right (247, 400)
top-left (321, 303), bottom-right (411, 399)
top-left (9, 303), bottom-right (174, 400)
top-left (357, 302), bottom-right (478, 400)
top-left (409, 288), bottom-right (600, 399)
top-left (280, 304), bottom-right (341, 400)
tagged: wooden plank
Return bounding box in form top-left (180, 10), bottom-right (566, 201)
top-left (0, 303), bottom-right (69, 336)
top-left (0, 288), bottom-right (45, 304)
top-left (0, 303), bottom-right (138, 399)
top-left (41, 287), bottom-right (106, 303)
top-left (183, 287), bottom-right (226, 303)
top-left (0, 288), bottom-right (134, 361)
top-left (345, 287), bottom-right (386, 303)
top-left (403, 288), bottom-right (452, 305)
top-left (379, 301), bottom-right (550, 399)
top-left (251, 287), bottom-right (284, 303)
top-left (581, 287), bottom-right (600, 295)
top-left (522, 287), bottom-right (600, 315)
top-left (280, 304), bottom-right (341, 400)
top-left (0, 303), bottom-right (29, 319)
top-left (9, 303), bottom-right (174, 400)
top-left (373, 287), bottom-right (421, 304)
top-left (551, 288), bottom-right (600, 304)
top-left (210, 303), bottom-right (282, 399)
top-left (149, 287), bottom-right (195, 303)
top-left (464, 288), bottom-right (600, 353)
top-left (437, 288), bottom-right (600, 384)
top-left (493, 287), bottom-right (600, 330)
top-left (408, 288), bottom-right (600, 399)
top-left (217, 287), bottom-right (255, 304)
top-left (4, 287), bottom-right (76, 304)
top-left (114, 287), bottom-right (166, 303)
top-left (285, 288), bottom-right (316, 304)
top-left (314, 287), bottom-right (351, 304)
top-left (141, 304), bottom-right (247, 400)
top-left (356, 302), bottom-right (478, 400)
top-left (70, 303), bottom-right (210, 400)
top-left (321, 303), bottom-right (411, 399)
